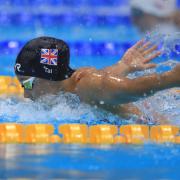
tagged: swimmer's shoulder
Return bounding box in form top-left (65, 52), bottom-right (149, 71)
top-left (71, 67), bottom-right (105, 103)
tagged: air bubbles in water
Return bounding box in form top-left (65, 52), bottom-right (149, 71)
top-left (99, 100), bottom-right (105, 105)
top-left (145, 29), bottom-right (180, 57)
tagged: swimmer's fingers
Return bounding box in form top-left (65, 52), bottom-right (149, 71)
top-left (131, 39), bottom-right (144, 50)
top-left (143, 51), bottom-right (161, 63)
top-left (139, 41), bottom-right (152, 52)
top-left (143, 45), bottom-right (158, 56)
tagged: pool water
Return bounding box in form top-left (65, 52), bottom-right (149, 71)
top-left (0, 52), bottom-right (180, 179)
top-left (0, 0), bottom-right (180, 179)
top-left (1, 144), bottom-right (180, 179)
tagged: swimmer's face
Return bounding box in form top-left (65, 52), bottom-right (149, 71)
top-left (17, 75), bottom-right (73, 100)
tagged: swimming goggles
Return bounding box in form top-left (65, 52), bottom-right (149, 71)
top-left (22, 77), bottom-right (35, 90)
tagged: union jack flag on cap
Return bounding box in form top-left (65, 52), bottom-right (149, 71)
top-left (40, 49), bottom-right (58, 66)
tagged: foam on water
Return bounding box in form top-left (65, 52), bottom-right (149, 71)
top-left (145, 30), bottom-right (180, 58)
top-left (135, 89), bottom-right (180, 125)
top-left (0, 92), bottom-right (120, 125)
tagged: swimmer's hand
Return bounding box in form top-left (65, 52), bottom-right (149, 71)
top-left (120, 40), bottom-right (161, 72)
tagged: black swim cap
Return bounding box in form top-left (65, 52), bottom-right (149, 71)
top-left (15, 36), bottom-right (75, 81)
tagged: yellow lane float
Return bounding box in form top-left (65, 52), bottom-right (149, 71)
top-left (150, 125), bottom-right (179, 143)
top-left (0, 76), bottom-right (24, 97)
top-left (89, 125), bottom-right (118, 144)
top-left (120, 125), bottom-right (149, 144)
top-left (25, 124), bottom-right (54, 143)
top-left (59, 124), bottom-right (88, 144)
top-left (0, 123), bottom-right (179, 144)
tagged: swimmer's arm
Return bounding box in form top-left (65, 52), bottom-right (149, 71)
top-left (118, 103), bottom-right (170, 124)
top-left (100, 103), bottom-right (143, 119)
top-left (101, 103), bottom-right (170, 124)
top-left (116, 103), bottom-right (143, 118)
top-left (75, 65), bottom-right (180, 105)
top-left (102, 40), bottom-right (160, 76)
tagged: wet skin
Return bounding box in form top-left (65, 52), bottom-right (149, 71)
top-left (19, 40), bottom-right (180, 123)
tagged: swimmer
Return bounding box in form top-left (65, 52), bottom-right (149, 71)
top-left (14, 37), bottom-right (180, 123)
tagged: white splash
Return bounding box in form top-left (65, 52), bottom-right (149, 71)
top-left (135, 89), bottom-right (180, 125)
top-left (0, 92), bottom-right (120, 125)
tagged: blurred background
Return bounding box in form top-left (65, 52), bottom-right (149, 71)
top-left (0, 0), bottom-right (180, 76)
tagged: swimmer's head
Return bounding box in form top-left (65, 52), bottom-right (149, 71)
top-left (14, 36), bottom-right (75, 82)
